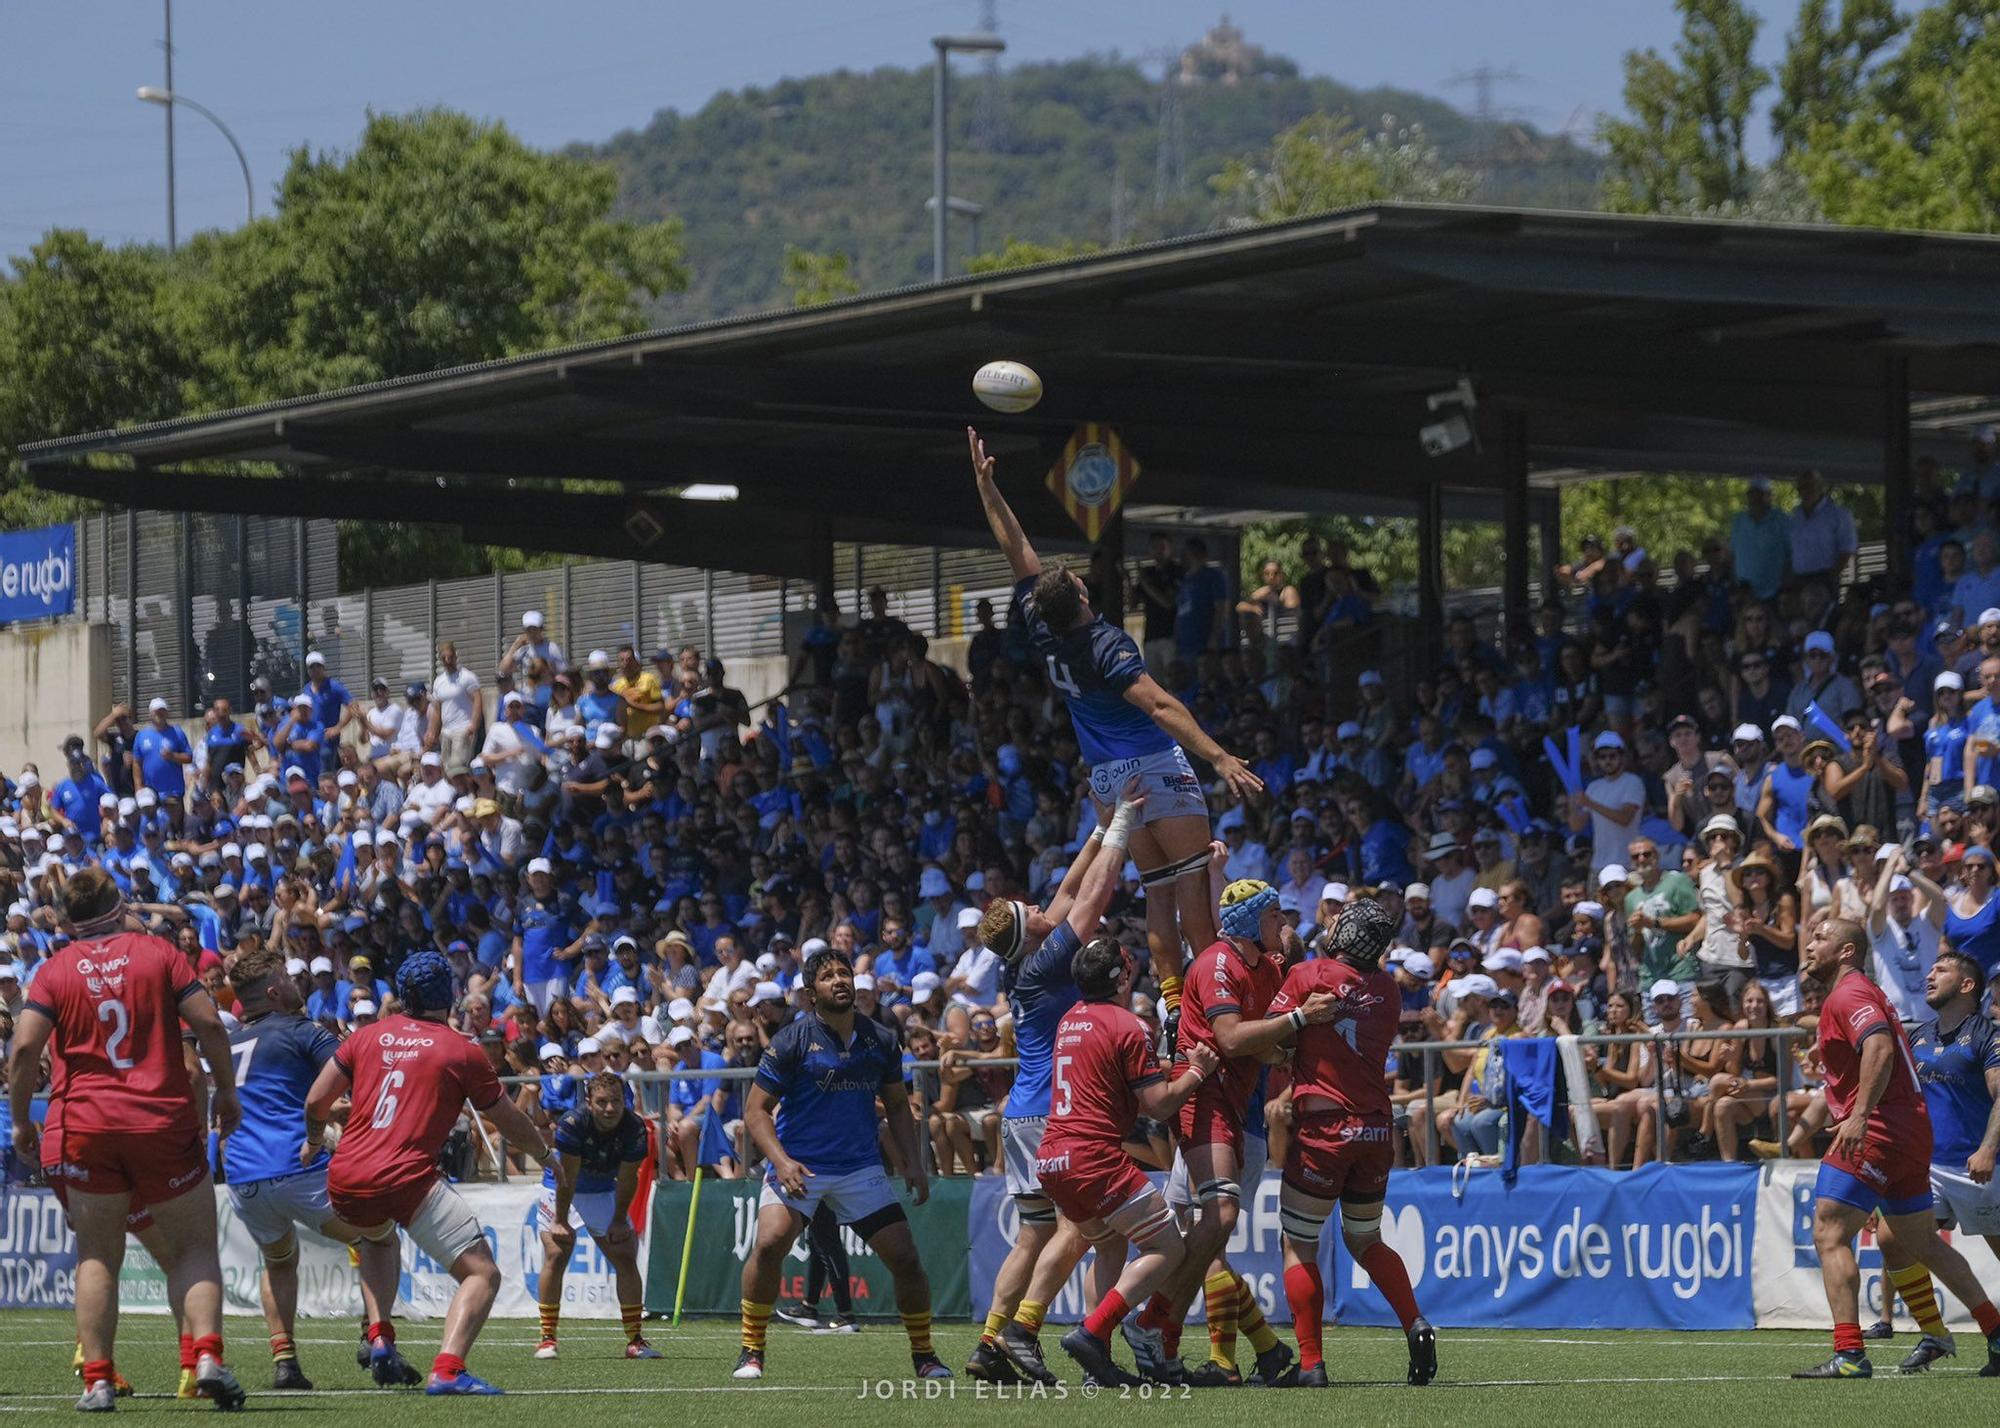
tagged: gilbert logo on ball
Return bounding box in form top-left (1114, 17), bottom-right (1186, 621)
top-left (972, 360), bottom-right (1043, 413)
top-left (1044, 423), bottom-right (1142, 542)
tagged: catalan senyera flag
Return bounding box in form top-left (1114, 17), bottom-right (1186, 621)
top-left (1044, 423), bottom-right (1141, 542)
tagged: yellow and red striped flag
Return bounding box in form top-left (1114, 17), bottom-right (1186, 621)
top-left (1044, 424), bottom-right (1141, 542)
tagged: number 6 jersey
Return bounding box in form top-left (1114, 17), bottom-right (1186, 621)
top-left (328, 1012), bottom-right (504, 1196)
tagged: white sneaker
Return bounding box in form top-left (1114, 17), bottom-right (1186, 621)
top-left (76, 1379), bottom-right (117, 1413)
top-left (534, 1340), bottom-right (559, 1361)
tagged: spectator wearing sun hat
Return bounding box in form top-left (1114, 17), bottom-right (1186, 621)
top-left (1571, 730), bottom-right (1645, 877)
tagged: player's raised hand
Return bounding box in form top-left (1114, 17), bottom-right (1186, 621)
top-left (967, 427), bottom-right (996, 484)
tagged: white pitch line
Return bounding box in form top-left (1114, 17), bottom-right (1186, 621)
top-left (0, 1386), bottom-right (853, 1400)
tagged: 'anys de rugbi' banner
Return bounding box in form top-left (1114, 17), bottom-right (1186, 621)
top-left (0, 524), bottom-right (74, 624)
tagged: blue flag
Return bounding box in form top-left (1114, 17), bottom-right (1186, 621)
top-left (696, 1101), bottom-right (736, 1169)
top-left (1802, 700), bottom-right (1854, 756)
top-left (1500, 1038), bottom-right (1569, 1183)
top-left (766, 703), bottom-right (794, 771)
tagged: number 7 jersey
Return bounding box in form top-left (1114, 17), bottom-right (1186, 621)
top-left (1012, 575), bottom-right (1172, 766)
top-left (328, 1012), bottom-right (504, 1197)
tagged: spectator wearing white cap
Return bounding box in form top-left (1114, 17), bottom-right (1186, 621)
top-left (945, 906), bottom-right (1003, 1011)
top-left (1463, 886), bottom-right (1504, 958)
top-left (425, 639), bottom-right (485, 779)
top-left (1783, 630), bottom-right (1859, 725)
top-left (299, 650), bottom-right (357, 762)
top-left (132, 695), bottom-right (194, 817)
top-left (1570, 730), bottom-right (1644, 878)
top-left (1690, 814), bottom-right (1753, 1001)
top-left (499, 609), bottom-right (565, 692)
top-left (1865, 847), bottom-right (1942, 1022)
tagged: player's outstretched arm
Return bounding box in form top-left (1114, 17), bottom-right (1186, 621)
top-left (1212, 990), bottom-right (1343, 1062)
top-left (968, 427), bottom-right (1041, 581)
top-left (486, 1092), bottom-right (561, 1183)
top-left (1063, 791), bottom-right (1146, 940)
top-left (1136, 1043), bottom-right (1217, 1120)
top-left (1120, 673), bottom-right (1263, 802)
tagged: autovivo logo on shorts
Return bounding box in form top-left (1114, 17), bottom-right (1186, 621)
top-left (0, 543), bottom-right (70, 608)
top-left (1356, 1201), bottom-right (1747, 1301)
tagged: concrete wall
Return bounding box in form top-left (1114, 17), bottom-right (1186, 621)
top-left (0, 622), bottom-right (113, 779)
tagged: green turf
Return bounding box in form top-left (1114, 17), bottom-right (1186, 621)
top-left (2, 1311), bottom-right (1995, 1424)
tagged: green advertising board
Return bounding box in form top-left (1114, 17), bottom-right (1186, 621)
top-left (646, 1176), bottom-right (971, 1319)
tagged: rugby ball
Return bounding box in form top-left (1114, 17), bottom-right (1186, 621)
top-left (972, 360), bottom-right (1044, 413)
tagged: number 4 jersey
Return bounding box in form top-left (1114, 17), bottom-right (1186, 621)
top-left (1012, 574), bottom-right (1172, 766)
top-left (328, 1012), bottom-right (505, 1198)
top-left (22, 930), bottom-right (202, 1140)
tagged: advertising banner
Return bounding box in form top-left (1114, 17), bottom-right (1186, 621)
top-left (1750, 1160), bottom-right (2000, 1330)
top-left (0, 524), bottom-right (75, 623)
top-left (647, 1175), bottom-right (971, 1319)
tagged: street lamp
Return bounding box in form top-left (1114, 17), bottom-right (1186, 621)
top-left (138, 84), bottom-right (255, 235)
top-left (931, 34), bottom-right (1004, 281)
top-left (924, 195), bottom-right (985, 263)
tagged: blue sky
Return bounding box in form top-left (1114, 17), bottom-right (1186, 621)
top-left (1, 0), bottom-right (1808, 261)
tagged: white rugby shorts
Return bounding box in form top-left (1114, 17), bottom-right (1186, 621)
top-left (230, 1168), bottom-right (336, 1247)
top-left (537, 1185), bottom-right (619, 1239)
top-left (1002, 1116), bottom-right (1046, 1199)
top-left (1088, 747), bottom-right (1207, 825)
top-left (758, 1165), bottom-right (900, 1228)
top-left (1931, 1163), bottom-right (2000, 1237)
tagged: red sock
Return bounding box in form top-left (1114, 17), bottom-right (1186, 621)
top-left (1360, 1242), bottom-right (1421, 1332)
top-left (1163, 1322), bottom-right (1183, 1357)
top-left (1283, 1262), bottom-right (1325, 1370)
top-left (432, 1352), bottom-right (466, 1380)
top-left (1972, 1300), bottom-right (2000, 1339)
top-left (178, 1335), bottom-right (196, 1371)
top-left (1833, 1321), bottom-right (1863, 1354)
top-left (1135, 1294), bottom-right (1177, 1333)
top-left (368, 1321), bottom-right (396, 1347)
top-left (1083, 1289), bottom-right (1131, 1342)
top-left (82, 1359), bottom-right (115, 1387)
top-left (192, 1334), bottom-right (223, 1365)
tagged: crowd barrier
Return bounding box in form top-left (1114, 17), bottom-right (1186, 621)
top-left (2, 1164), bottom-right (1995, 1330)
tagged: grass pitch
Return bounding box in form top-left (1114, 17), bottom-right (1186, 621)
top-left (0, 1310), bottom-right (1994, 1425)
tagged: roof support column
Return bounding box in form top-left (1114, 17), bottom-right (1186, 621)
top-left (1882, 356), bottom-right (1911, 590)
top-left (1418, 477), bottom-right (1445, 671)
top-left (812, 518), bottom-right (837, 613)
top-left (1500, 407), bottom-right (1531, 647)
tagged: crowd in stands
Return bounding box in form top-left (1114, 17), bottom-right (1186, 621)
top-left (3, 443), bottom-right (1999, 1177)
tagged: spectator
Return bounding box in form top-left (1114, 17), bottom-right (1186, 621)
top-left (427, 639), bottom-right (485, 778)
top-left (1787, 469), bottom-right (1858, 589)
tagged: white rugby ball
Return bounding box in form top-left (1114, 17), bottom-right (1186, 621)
top-left (972, 360), bottom-right (1044, 413)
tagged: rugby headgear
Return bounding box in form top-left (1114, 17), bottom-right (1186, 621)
top-left (1218, 879), bottom-right (1279, 941)
top-left (394, 948), bottom-right (454, 1016)
top-left (1330, 897), bottom-right (1398, 970)
top-left (985, 899), bottom-right (1029, 966)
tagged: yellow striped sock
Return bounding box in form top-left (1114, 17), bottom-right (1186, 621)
top-left (620, 1303), bottom-right (644, 1344)
top-left (538, 1300), bottom-right (560, 1343)
top-left (1233, 1273), bottom-right (1279, 1355)
top-left (741, 1299), bottom-right (772, 1353)
top-left (981, 1308), bottom-right (1009, 1346)
top-left (1013, 1299), bottom-right (1047, 1335)
top-left (900, 1311), bottom-right (934, 1356)
top-left (1204, 1271), bottom-right (1239, 1368)
top-left (1159, 975), bottom-right (1183, 1015)
top-left (1888, 1263), bottom-right (1949, 1338)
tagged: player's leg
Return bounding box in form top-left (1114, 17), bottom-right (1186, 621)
top-left (1224, 1131), bottom-right (1289, 1386)
top-left (139, 1166), bottom-right (245, 1407)
top-left (1340, 1191), bottom-right (1435, 1386)
top-left (129, 1216), bottom-right (188, 1398)
top-left (857, 1201), bottom-right (948, 1379)
top-left (1062, 1186), bottom-right (1185, 1386)
top-left (1872, 1212), bottom-right (1956, 1369)
top-left (1278, 1183), bottom-right (1333, 1383)
top-left (1158, 1140), bottom-right (1243, 1384)
top-left (1793, 1185), bottom-right (1874, 1377)
top-left (403, 1181), bottom-right (504, 1394)
top-left (1881, 1205), bottom-right (2000, 1366)
top-left (534, 1186), bottom-right (572, 1357)
top-left (1132, 817), bottom-right (1214, 1021)
top-left (66, 1188), bottom-right (130, 1402)
top-left (737, 1197), bottom-right (805, 1378)
top-left (972, 1213), bottom-right (1054, 1379)
top-left (590, 1201), bottom-right (657, 1358)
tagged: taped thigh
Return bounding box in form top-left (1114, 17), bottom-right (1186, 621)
top-left (1103, 1185), bottom-right (1177, 1248)
top-left (1279, 1182), bottom-right (1336, 1244)
top-left (1140, 848), bottom-right (1212, 890)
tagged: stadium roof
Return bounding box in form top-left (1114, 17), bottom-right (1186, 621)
top-left (25, 201), bottom-right (2000, 582)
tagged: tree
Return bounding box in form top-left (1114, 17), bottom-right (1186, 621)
top-left (1770, 0), bottom-right (1902, 156)
top-left (1, 110), bottom-right (689, 583)
top-left (1599, 0), bottom-right (1769, 214)
top-left (783, 246), bottom-right (860, 306)
top-left (965, 237), bottom-right (1103, 273)
top-left (1210, 114), bottom-right (1474, 223)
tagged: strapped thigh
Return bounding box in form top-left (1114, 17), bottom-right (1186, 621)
top-left (1279, 1181), bottom-right (1336, 1244)
top-left (1140, 848), bottom-right (1212, 889)
top-left (1103, 1185), bottom-right (1177, 1247)
top-left (1338, 1191), bottom-right (1386, 1239)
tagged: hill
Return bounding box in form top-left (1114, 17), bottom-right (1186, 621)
top-left (590, 47), bottom-right (1600, 319)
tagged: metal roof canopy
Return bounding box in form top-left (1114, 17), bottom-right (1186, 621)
top-left (25, 202), bottom-right (2000, 590)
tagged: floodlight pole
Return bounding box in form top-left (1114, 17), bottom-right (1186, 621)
top-left (931, 35), bottom-right (1004, 280)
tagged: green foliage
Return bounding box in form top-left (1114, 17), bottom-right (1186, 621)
top-left (1211, 115), bottom-right (1475, 222)
top-left (965, 237), bottom-right (1103, 273)
top-left (782, 246), bottom-right (860, 306)
top-left (0, 111), bottom-right (687, 582)
top-left (1795, 8), bottom-right (2000, 232)
top-left (596, 56), bottom-right (1599, 319)
top-left (1599, 0), bottom-right (1769, 214)
top-left (1769, 0), bottom-right (1903, 156)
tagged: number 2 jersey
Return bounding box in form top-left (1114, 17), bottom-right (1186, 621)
top-left (1012, 574), bottom-right (1172, 766)
top-left (224, 1012), bottom-right (339, 1184)
top-left (22, 930), bottom-right (201, 1140)
top-left (328, 1013), bottom-right (504, 1196)
top-left (1817, 969), bottom-right (1928, 1132)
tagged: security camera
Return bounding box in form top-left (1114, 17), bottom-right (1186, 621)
top-left (1419, 415), bottom-right (1473, 456)
top-left (1427, 377), bottom-right (1478, 414)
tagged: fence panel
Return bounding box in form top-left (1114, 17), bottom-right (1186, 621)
top-left (568, 562), bottom-right (636, 665)
top-left (639, 564), bottom-right (706, 660)
top-left (369, 585), bottom-right (432, 693)
top-left (433, 575), bottom-right (500, 688)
